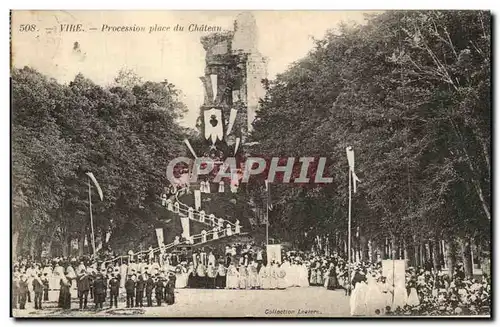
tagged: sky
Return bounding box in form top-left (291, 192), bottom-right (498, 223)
top-left (11, 10), bottom-right (374, 127)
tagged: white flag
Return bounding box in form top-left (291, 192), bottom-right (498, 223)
top-left (346, 146), bottom-right (361, 193)
top-left (226, 108), bottom-right (238, 136)
top-left (86, 172), bottom-right (103, 201)
top-left (204, 108), bottom-right (223, 144)
top-left (210, 74), bottom-right (218, 101)
top-left (180, 217), bottom-right (190, 239)
top-left (194, 190), bottom-right (201, 210)
top-left (155, 228), bottom-right (164, 248)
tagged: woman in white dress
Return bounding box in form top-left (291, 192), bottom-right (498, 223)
top-left (350, 271), bottom-right (368, 316)
top-left (259, 263), bottom-right (271, 290)
top-left (298, 262), bottom-right (310, 287)
top-left (226, 263), bottom-right (239, 289)
top-left (365, 272), bottom-right (385, 315)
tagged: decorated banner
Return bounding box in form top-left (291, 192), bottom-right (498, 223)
top-left (204, 108), bottom-right (223, 144)
top-left (194, 189), bottom-right (201, 210)
top-left (382, 259), bottom-right (406, 288)
top-left (155, 228), bottom-right (165, 248)
top-left (210, 74), bottom-right (218, 101)
top-left (346, 146), bottom-right (361, 193)
top-left (267, 244), bottom-right (282, 264)
top-left (226, 108), bottom-right (238, 135)
top-left (180, 217), bottom-right (190, 239)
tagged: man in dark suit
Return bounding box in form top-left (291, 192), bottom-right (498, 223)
top-left (125, 275), bottom-right (135, 308)
top-left (32, 274), bottom-right (44, 310)
top-left (145, 273), bottom-right (154, 307)
top-left (135, 273), bottom-right (145, 307)
top-left (93, 273), bottom-right (107, 310)
top-left (77, 269), bottom-right (92, 310)
top-left (155, 275), bottom-right (164, 306)
top-left (108, 273), bottom-right (120, 308)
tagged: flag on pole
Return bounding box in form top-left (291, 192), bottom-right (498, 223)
top-left (86, 172), bottom-right (103, 201)
top-left (155, 228), bottom-right (164, 248)
top-left (265, 180), bottom-right (273, 210)
top-left (226, 108), bottom-right (238, 136)
top-left (194, 190), bottom-right (201, 210)
top-left (345, 146), bottom-right (361, 193)
top-left (210, 74), bottom-right (218, 101)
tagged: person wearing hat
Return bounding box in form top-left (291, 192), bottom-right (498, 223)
top-left (33, 273), bottom-right (44, 310)
top-left (77, 269), bottom-right (91, 310)
top-left (165, 270), bottom-right (176, 305)
top-left (155, 274), bottom-right (164, 306)
top-left (125, 274), bottom-right (135, 308)
top-left (145, 272), bottom-right (154, 307)
top-left (18, 274), bottom-right (29, 310)
top-left (135, 271), bottom-right (145, 307)
top-left (93, 273), bottom-right (107, 310)
top-left (108, 273), bottom-right (120, 309)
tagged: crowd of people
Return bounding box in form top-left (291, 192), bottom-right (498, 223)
top-left (345, 262), bottom-right (491, 316)
top-left (12, 243), bottom-right (491, 316)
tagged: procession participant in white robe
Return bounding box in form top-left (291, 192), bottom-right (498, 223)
top-left (238, 264), bottom-right (248, 290)
top-left (196, 261), bottom-right (207, 289)
top-left (52, 262), bottom-right (65, 290)
top-left (247, 261), bottom-right (259, 289)
top-left (151, 260), bottom-right (160, 277)
top-left (365, 272), bottom-right (385, 316)
top-left (235, 220), bottom-right (241, 234)
top-left (226, 224), bottom-right (233, 237)
top-left (216, 262), bottom-right (227, 289)
top-left (226, 263), bottom-right (239, 289)
top-left (217, 217), bottom-right (224, 231)
top-left (406, 277), bottom-right (420, 307)
top-left (280, 260), bottom-right (291, 288)
top-left (208, 251), bottom-right (216, 266)
top-left (378, 276), bottom-right (393, 313)
top-left (77, 261), bottom-right (86, 276)
top-left (206, 263), bottom-right (217, 289)
top-left (277, 263), bottom-right (287, 290)
top-left (270, 262), bottom-right (279, 290)
top-left (391, 275), bottom-right (408, 311)
top-left (231, 245), bottom-right (237, 257)
top-left (298, 262), bottom-right (310, 287)
top-left (259, 263), bottom-right (270, 289)
top-left (309, 262), bottom-right (317, 286)
top-left (350, 271), bottom-right (368, 316)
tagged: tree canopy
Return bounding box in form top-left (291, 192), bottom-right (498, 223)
top-left (249, 11), bottom-right (491, 264)
top-left (12, 67), bottom-right (189, 258)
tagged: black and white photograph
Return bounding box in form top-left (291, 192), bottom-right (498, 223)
top-left (10, 9), bottom-right (491, 318)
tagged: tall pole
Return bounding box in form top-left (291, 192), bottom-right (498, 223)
top-left (266, 183), bottom-right (270, 246)
top-left (88, 179), bottom-right (97, 257)
top-left (347, 168), bottom-right (352, 296)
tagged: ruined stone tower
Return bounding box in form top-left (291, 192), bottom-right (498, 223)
top-left (199, 11), bottom-right (268, 145)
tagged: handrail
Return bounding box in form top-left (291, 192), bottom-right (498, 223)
top-left (174, 187), bottom-right (238, 228)
top-left (102, 186), bottom-right (242, 265)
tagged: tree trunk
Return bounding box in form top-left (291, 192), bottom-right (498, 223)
top-left (78, 223), bottom-right (87, 257)
top-left (445, 239), bottom-right (457, 278)
top-left (432, 241), bottom-right (440, 271)
top-left (460, 237), bottom-right (473, 278)
top-left (359, 236), bottom-right (367, 262)
top-left (29, 235), bottom-right (38, 260)
top-left (12, 230), bottom-right (20, 261)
